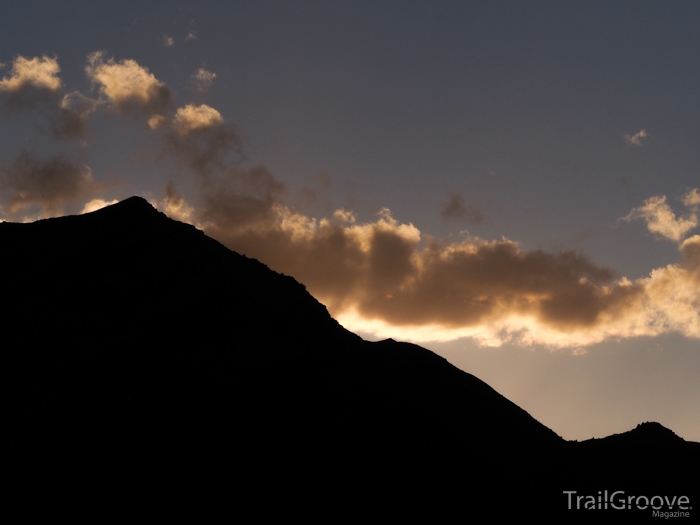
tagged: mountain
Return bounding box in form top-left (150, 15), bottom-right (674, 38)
top-left (4, 197), bottom-right (698, 519)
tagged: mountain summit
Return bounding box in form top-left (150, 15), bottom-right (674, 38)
top-left (4, 198), bottom-right (698, 518)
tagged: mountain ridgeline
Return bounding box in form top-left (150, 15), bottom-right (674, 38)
top-left (4, 197), bottom-right (698, 518)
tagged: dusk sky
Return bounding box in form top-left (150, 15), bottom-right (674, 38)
top-left (2, 1), bottom-right (699, 441)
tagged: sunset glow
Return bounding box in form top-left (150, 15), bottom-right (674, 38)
top-left (2, 2), bottom-right (699, 442)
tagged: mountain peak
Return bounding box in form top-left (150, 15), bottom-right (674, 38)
top-left (631, 421), bottom-right (684, 442)
top-left (87, 196), bottom-right (164, 222)
top-left (4, 195), bottom-right (698, 516)
top-left (106, 195), bottom-right (154, 211)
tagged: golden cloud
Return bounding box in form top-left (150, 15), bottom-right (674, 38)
top-left (623, 193), bottom-right (698, 242)
top-left (0, 55), bottom-right (62, 93)
top-left (173, 104), bottom-right (224, 134)
top-left (80, 198), bottom-right (118, 214)
top-left (85, 52), bottom-right (171, 116)
top-left (156, 183), bottom-right (700, 349)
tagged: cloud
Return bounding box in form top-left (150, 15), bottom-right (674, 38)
top-left (624, 129), bottom-right (647, 147)
top-left (623, 192), bottom-right (698, 242)
top-left (0, 151), bottom-right (102, 219)
top-left (81, 198), bottom-right (118, 214)
top-left (2, 53), bottom-right (695, 350)
top-left (51, 91), bottom-right (99, 139)
top-left (161, 181), bottom-right (195, 223)
top-left (190, 68), bottom-right (216, 93)
top-left (163, 103), bottom-right (242, 176)
top-left (0, 55), bottom-right (61, 93)
top-left (197, 165), bottom-right (287, 230)
top-left (163, 35), bottom-right (175, 47)
top-left (173, 104), bottom-right (223, 133)
top-left (681, 188), bottom-right (700, 207)
top-left (186, 31), bottom-right (197, 41)
top-left (151, 180), bottom-right (700, 349)
top-left (440, 193), bottom-right (484, 224)
top-left (0, 55), bottom-right (98, 139)
top-left (85, 52), bottom-right (172, 117)
top-left (0, 55), bottom-right (62, 110)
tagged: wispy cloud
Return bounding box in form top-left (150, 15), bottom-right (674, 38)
top-left (623, 191), bottom-right (699, 242)
top-left (160, 181), bottom-right (195, 223)
top-left (190, 68), bottom-right (216, 93)
top-left (440, 192), bottom-right (484, 224)
top-left (51, 91), bottom-right (99, 139)
top-left (681, 188), bottom-right (700, 207)
top-left (624, 129), bottom-right (648, 147)
top-left (163, 35), bottom-right (175, 48)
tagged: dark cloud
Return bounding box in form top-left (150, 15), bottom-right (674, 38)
top-left (198, 165), bottom-right (286, 230)
top-left (440, 193), bottom-right (484, 224)
top-left (1, 151), bottom-right (102, 219)
top-left (50, 91), bottom-right (98, 139)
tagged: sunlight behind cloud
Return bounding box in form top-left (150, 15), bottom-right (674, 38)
top-left (81, 198), bottom-right (118, 214)
top-left (2, 50), bottom-right (698, 352)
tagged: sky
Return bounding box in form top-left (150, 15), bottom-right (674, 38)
top-left (2, 0), bottom-right (699, 441)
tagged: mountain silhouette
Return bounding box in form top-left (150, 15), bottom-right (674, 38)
top-left (4, 197), bottom-right (698, 519)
